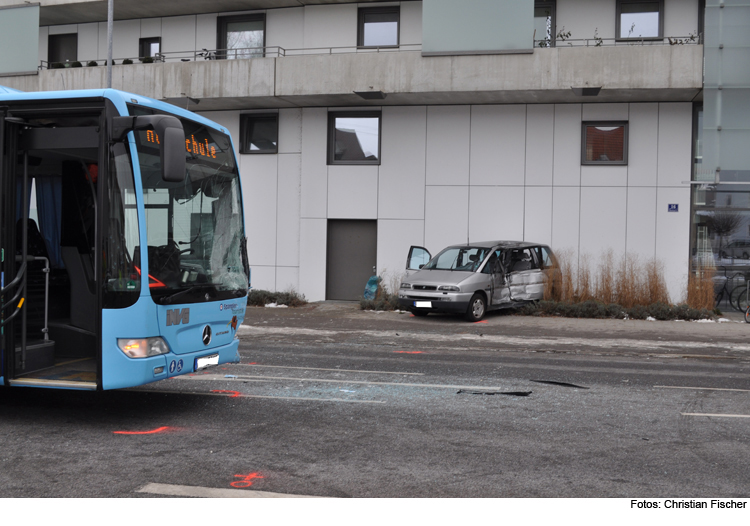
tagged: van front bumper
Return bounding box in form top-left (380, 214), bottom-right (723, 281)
top-left (397, 291), bottom-right (472, 314)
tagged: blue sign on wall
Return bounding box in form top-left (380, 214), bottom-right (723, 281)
top-left (668, 204), bottom-right (679, 212)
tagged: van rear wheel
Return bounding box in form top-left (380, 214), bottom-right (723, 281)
top-left (465, 293), bottom-right (486, 322)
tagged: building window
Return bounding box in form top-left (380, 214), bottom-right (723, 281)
top-left (48, 33), bottom-right (77, 65)
top-left (534, 1), bottom-right (556, 47)
top-left (358, 7), bottom-right (399, 48)
top-left (217, 14), bottom-right (265, 59)
top-left (616, 0), bottom-right (663, 40)
top-left (581, 122), bottom-right (629, 165)
top-left (240, 113), bottom-right (278, 154)
top-left (328, 112), bottom-right (381, 165)
top-left (139, 37), bottom-right (161, 59)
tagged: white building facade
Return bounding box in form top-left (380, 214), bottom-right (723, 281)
top-left (1, 0), bottom-right (731, 303)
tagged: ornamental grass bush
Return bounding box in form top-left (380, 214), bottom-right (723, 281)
top-left (247, 289), bottom-right (307, 307)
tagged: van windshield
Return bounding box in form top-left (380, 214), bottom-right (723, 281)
top-left (423, 247), bottom-right (490, 272)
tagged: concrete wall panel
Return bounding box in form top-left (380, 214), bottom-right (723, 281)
top-left (140, 18), bottom-right (161, 38)
top-left (48, 24), bottom-right (77, 35)
top-left (628, 103), bottom-right (659, 187)
top-left (426, 106), bottom-right (470, 186)
top-left (582, 103), bottom-right (629, 122)
top-left (299, 218), bottom-right (327, 301)
top-left (655, 187), bottom-right (691, 302)
top-left (276, 266), bottom-right (300, 293)
top-left (277, 153), bottom-right (302, 267)
top-left (379, 105), bottom-right (427, 219)
top-left (267, 6), bottom-right (304, 51)
top-left (162, 15), bottom-right (196, 55)
top-left (581, 165), bottom-right (628, 187)
top-left (279, 108), bottom-right (302, 154)
top-left (525, 104), bottom-right (554, 186)
top-left (665, 0), bottom-right (699, 38)
top-left (300, 108), bottom-right (328, 218)
top-left (657, 102), bottom-right (693, 187)
top-left (579, 186), bottom-right (627, 256)
top-left (38, 26), bottom-right (48, 62)
top-left (327, 165), bottom-right (379, 219)
top-left (553, 104), bottom-right (582, 186)
top-left (468, 186), bottom-right (524, 242)
top-left (249, 265), bottom-right (276, 292)
top-left (470, 105), bottom-right (525, 186)
top-left (242, 154), bottom-right (278, 267)
top-left (400, 1), bottom-right (423, 46)
top-left (113, 19), bottom-right (140, 60)
top-left (557, 0), bottom-right (616, 41)
top-left (551, 186), bottom-right (580, 252)
top-left (303, 4), bottom-right (357, 50)
top-left (77, 23), bottom-right (99, 63)
top-left (425, 186), bottom-right (469, 251)
top-left (524, 186), bottom-right (553, 245)
top-left (196, 13), bottom-right (217, 52)
top-left (376, 219), bottom-right (425, 286)
top-left (626, 187), bottom-right (657, 257)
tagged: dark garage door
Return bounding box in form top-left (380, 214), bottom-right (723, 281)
top-left (326, 220), bottom-right (377, 300)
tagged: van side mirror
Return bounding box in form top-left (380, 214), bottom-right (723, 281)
top-left (111, 115), bottom-right (186, 183)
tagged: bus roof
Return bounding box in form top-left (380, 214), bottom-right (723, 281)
top-left (0, 86), bottom-right (227, 134)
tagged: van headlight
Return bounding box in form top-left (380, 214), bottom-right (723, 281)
top-left (400, 283), bottom-right (412, 289)
top-left (118, 337), bottom-right (170, 358)
top-left (438, 285), bottom-right (460, 292)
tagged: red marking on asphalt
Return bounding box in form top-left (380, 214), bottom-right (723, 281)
top-left (231, 472), bottom-right (264, 488)
top-left (113, 426), bottom-right (171, 435)
top-left (474, 320), bottom-right (488, 324)
top-left (410, 314), bottom-right (415, 317)
top-left (246, 362), bottom-right (257, 365)
top-left (394, 351), bottom-right (423, 354)
top-left (212, 389), bottom-right (242, 398)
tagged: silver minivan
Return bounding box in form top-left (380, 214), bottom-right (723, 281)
top-left (397, 241), bottom-right (557, 321)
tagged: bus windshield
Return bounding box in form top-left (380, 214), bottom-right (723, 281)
top-left (129, 105), bottom-right (247, 304)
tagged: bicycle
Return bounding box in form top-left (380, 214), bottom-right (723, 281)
top-left (713, 267), bottom-right (747, 312)
top-left (745, 304), bottom-right (750, 323)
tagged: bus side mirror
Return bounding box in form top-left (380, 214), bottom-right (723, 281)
top-left (111, 115), bottom-right (186, 183)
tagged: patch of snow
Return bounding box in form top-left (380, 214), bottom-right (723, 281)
top-left (264, 303), bottom-right (288, 308)
top-left (646, 316), bottom-right (656, 321)
top-left (717, 318), bottom-right (731, 323)
top-left (694, 318), bottom-right (715, 323)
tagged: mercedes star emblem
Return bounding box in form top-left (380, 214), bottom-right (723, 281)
top-left (202, 325), bottom-right (212, 345)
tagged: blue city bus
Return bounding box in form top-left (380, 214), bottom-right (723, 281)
top-left (0, 87), bottom-right (249, 390)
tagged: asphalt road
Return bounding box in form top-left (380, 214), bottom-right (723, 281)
top-left (1, 303), bottom-right (749, 498)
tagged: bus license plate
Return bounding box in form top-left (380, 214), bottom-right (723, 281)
top-left (195, 353), bottom-right (219, 370)
top-left (415, 301), bottom-right (432, 308)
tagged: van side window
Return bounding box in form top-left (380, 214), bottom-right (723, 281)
top-left (509, 248), bottom-right (539, 272)
top-left (535, 246), bottom-right (554, 269)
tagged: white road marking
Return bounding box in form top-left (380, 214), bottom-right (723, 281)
top-left (239, 325), bottom-right (750, 352)
top-left (136, 483), bottom-right (320, 498)
top-left (238, 363), bottom-right (424, 376)
top-left (681, 413), bottom-right (750, 418)
top-left (655, 385), bottom-right (750, 393)
top-left (175, 373), bottom-right (514, 391)
top-left (131, 388), bottom-right (386, 404)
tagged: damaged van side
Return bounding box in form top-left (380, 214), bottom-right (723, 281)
top-left (397, 241), bottom-right (557, 322)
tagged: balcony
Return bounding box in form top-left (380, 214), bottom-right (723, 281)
top-left (2, 42), bottom-right (703, 110)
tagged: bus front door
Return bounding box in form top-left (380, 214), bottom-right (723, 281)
top-left (1, 107), bottom-right (103, 389)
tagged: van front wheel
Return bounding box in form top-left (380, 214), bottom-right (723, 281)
top-left (465, 293), bottom-right (486, 322)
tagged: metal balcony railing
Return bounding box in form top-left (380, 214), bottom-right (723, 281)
top-left (38, 36), bottom-right (698, 70)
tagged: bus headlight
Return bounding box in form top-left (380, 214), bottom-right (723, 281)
top-left (118, 337), bottom-right (170, 358)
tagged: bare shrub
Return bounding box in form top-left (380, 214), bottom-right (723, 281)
top-left (576, 254), bottom-right (593, 302)
top-left (687, 266), bottom-right (715, 310)
top-left (644, 259), bottom-right (670, 305)
top-left (596, 249), bottom-right (616, 305)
